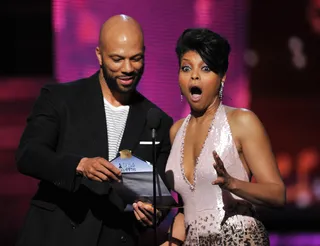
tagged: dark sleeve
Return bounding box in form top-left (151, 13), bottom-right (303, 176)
top-left (15, 86), bottom-right (83, 192)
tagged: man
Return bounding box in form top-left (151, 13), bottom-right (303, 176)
top-left (15, 14), bottom-right (173, 246)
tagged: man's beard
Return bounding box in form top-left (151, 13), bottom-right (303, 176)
top-left (101, 62), bottom-right (143, 94)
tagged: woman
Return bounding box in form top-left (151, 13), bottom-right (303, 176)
top-left (163, 28), bottom-right (285, 245)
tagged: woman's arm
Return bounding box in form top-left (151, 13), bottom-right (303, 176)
top-left (214, 109), bottom-right (286, 207)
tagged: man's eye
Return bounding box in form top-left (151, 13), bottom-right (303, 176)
top-left (132, 56), bottom-right (143, 62)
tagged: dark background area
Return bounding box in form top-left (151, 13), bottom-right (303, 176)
top-left (249, 0), bottom-right (320, 99)
top-left (249, 0), bottom-right (320, 232)
top-left (0, 0), bottom-right (319, 245)
top-left (0, 0), bottom-right (53, 76)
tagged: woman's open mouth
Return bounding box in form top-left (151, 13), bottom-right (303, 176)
top-left (190, 86), bottom-right (202, 102)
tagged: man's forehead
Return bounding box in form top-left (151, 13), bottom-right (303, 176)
top-left (109, 32), bottom-right (142, 44)
top-left (118, 34), bottom-right (128, 43)
top-left (104, 33), bottom-right (143, 52)
top-left (106, 45), bottom-right (144, 57)
top-left (101, 28), bottom-right (143, 47)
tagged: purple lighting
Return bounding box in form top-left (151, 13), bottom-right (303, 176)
top-left (270, 233), bottom-right (320, 246)
top-left (53, 0), bottom-right (250, 121)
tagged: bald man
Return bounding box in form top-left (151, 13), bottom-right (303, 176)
top-left (16, 15), bottom-right (173, 246)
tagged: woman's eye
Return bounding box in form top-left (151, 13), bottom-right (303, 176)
top-left (202, 66), bottom-right (210, 72)
top-left (181, 66), bottom-right (191, 72)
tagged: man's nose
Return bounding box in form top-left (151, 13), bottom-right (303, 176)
top-left (122, 60), bottom-right (134, 73)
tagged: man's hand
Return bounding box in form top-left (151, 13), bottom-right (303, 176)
top-left (76, 157), bottom-right (121, 182)
top-left (133, 201), bottom-right (162, 227)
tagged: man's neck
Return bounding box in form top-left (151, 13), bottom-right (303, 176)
top-left (99, 73), bottom-right (132, 107)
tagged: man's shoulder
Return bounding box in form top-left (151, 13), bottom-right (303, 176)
top-left (41, 73), bottom-right (99, 97)
top-left (45, 74), bottom-right (95, 90)
top-left (137, 93), bottom-right (172, 121)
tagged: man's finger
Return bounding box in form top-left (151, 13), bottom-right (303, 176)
top-left (133, 210), bottom-right (147, 227)
top-left (141, 207), bottom-right (153, 221)
top-left (104, 169), bottom-right (121, 182)
top-left (87, 173), bottom-right (103, 182)
top-left (133, 209), bottom-right (140, 220)
top-left (138, 202), bottom-right (162, 224)
top-left (94, 162), bottom-right (121, 182)
top-left (140, 202), bottom-right (154, 214)
top-left (92, 170), bottom-right (109, 181)
top-left (91, 165), bottom-right (117, 181)
top-left (133, 203), bottom-right (152, 226)
top-left (133, 203), bottom-right (145, 218)
top-left (99, 158), bottom-right (121, 176)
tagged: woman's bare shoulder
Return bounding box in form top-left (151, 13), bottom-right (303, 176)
top-left (224, 105), bottom-right (264, 135)
top-left (224, 105), bottom-right (257, 123)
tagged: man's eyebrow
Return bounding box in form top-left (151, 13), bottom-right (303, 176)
top-left (130, 53), bottom-right (144, 58)
top-left (109, 54), bottom-right (124, 58)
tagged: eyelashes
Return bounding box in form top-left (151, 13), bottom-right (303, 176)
top-left (180, 65), bottom-right (211, 72)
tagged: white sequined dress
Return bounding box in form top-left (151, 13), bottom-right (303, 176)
top-left (165, 104), bottom-right (269, 245)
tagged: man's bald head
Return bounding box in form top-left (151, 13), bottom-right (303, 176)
top-left (95, 14), bottom-right (145, 97)
top-left (98, 14), bottom-right (144, 48)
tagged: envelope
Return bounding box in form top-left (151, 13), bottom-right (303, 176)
top-left (110, 150), bottom-right (178, 209)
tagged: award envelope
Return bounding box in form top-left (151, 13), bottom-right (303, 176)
top-left (110, 150), bottom-right (178, 208)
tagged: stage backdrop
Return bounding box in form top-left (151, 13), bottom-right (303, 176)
top-left (53, 0), bottom-right (249, 122)
top-left (248, 0), bottom-right (320, 233)
top-left (51, 0), bottom-right (320, 245)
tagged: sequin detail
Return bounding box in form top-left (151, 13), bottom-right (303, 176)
top-left (185, 215), bottom-right (269, 245)
top-left (165, 103), bottom-right (270, 245)
top-left (179, 111), bottom-right (217, 191)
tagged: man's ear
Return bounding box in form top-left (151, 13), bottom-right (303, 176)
top-left (95, 46), bottom-right (102, 66)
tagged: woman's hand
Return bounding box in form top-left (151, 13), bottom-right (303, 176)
top-left (212, 150), bottom-right (236, 190)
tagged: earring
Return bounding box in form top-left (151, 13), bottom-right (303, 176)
top-left (180, 94), bottom-right (183, 102)
top-left (219, 82), bottom-right (224, 100)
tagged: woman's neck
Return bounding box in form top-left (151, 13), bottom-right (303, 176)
top-left (190, 97), bottom-right (220, 123)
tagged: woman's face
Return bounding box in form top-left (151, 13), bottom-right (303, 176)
top-left (179, 50), bottom-right (224, 112)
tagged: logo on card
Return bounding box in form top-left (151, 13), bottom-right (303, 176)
top-left (111, 149), bottom-right (153, 173)
top-left (118, 162), bottom-right (137, 172)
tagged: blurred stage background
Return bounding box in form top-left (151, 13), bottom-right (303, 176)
top-left (1, 0), bottom-right (320, 245)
